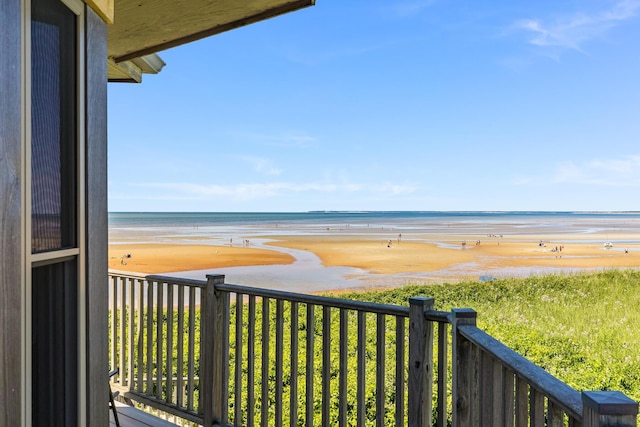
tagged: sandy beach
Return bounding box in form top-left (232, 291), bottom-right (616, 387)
top-left (108, 243), bottom-right (295, 273)
top-left (109, 217), bottom-right (640, 288)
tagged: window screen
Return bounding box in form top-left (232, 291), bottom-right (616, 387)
top-left (31, 0), bottom-right (77, 253)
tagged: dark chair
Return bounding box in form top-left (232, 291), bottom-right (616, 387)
top-left (109, 369), bottom-right (120, 427)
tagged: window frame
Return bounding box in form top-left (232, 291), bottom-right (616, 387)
top-left (23, 0), bottom-right (87, 424)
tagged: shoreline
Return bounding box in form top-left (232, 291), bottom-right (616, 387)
top-left (109, 229), bottom-right (640, 289)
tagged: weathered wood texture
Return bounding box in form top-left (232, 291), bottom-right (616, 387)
top-left (108, 0), bottom-right (315, 63)
top-left (201, 277), bottom-right (215, 426)
top-left (0, 0), bottom-right (22, 425)
top-left (108, 271), bottom-right (639, 427)
top-left (582, 391), bottom-right (638, 427)
top-left (451, 308), bottom-right (604, 427)
top-left (211, 281), bottom-right (449, 427)
top-left (408, 297), bottom-right (434, 427)
top-left (437, 322), bottom-right (449, 426)
top-left (85, 5), bottom-right (109, 425)
top-left (209, 274), bottom-right (229, 425)
top-left (452, 309), bottom-right (479, 427)
top-left (108, 272), bottom-right (208, 426)
top-left (85, 0), bottom-right (113, 23)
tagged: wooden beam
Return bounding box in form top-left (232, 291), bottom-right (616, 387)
top-left (85, 0), bottom-right (114, 24)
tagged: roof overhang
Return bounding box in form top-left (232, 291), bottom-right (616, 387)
top-left (107, 0), bottom-right (314, 82)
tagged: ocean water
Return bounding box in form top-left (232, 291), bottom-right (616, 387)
top-left (109, 210), bottom-right (640, 226)
top-left (109, 211), bottom-right (640, 242)
top-left (108, 211), bottom-right (640, 291)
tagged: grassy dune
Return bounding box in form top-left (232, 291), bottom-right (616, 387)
top-left (340, 269), bottom-right (640, 401)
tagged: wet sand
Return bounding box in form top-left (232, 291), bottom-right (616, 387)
top-left (109, 227), bottom-right (640, 283)
top-left (108, 243), bottom-right (295, 274)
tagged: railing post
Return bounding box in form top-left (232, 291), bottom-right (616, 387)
top-left (202, 274), bottom-right (229, 427)
top-left (408, 297), bottom-right (434, 427)
top-left (582, 391), bottom-right (638, 427)
top-left (451, 308), bottom-right (478, 427)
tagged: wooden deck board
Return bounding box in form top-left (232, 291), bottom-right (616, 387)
top-left (110, 401), bottom-right (179, 427)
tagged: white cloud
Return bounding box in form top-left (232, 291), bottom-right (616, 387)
top-left (511, 0), bottom-right (640, 52)
top-left (237, 156), bottom-right (282, 176)
top-left (552, 155), bottom-right (640, 186)
top-left (514, 155), bottom-right (640, 187)
top-left (127, 181), bottom-right (420, 202)
top-left (230, 130), bottom-right (317, 148)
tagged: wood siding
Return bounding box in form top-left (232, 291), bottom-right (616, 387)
top-left (0, 0), bottom-right (23, 425)
top-left (86, 6), bottom-right (109, 426)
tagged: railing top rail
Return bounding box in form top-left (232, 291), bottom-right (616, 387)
top-left (107, 270), bottom-right (450, 320)
top-left (217, 281), bottom-right (412, 316)
top-left (217, 281), bottom-right (447, 321)
top-left (108, 270), bottom-right (207, 288)
top-left (458, 323), bottom-right (582, 420)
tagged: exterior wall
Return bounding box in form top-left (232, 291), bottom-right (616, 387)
top-left (0, 0), bottom-right (24, 425)
top-left (85, 6), bottom-right (109, 425)
top-left (0, 2), bottom-right (109, 425)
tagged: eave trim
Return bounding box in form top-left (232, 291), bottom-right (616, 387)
top-left (113, 0), bottom-right (314, 63)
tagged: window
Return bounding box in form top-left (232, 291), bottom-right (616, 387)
top-left (29, 0), bottom-right (82, 424)
top-left (31, 0), bottom-right (77, 253)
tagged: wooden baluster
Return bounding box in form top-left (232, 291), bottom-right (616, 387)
top-left (357, 311), bottom-right (366, 427)
top-left (290, 302), bottom-right (299, 427)
top-left (234, 293), bottom-right (244, 425)
top-left (247, 296), bottom-right (256, 426)
top-left (376, 313), bottom-right (386, 427)
top-left (437, 322), bottom-right (448, 427)
top-left (395, 315), bottom-right (405, 427)
top-left (339, 308), bottom-right (348, 427)
top-left (305, 304), bottom-right (315, 427)
top-left (322, 306), bottom-right (331, 426)
top-left (275, 299), bottom-right (284, 427)
top-left (261, 297), bottom-right (270, 427)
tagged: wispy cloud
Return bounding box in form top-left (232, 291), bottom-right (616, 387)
top-left (128, 181), bottom-right (420, 202)
top-left (389, 0), bottom-right (437, 18)
top-left (230, 131), bottom-right (317, 148)
top-left (237, 156), bottom-right (282, 176)
top-left (552, 155), bottom-right (640, 186)
top-left (514, 155), bottom-right (640, 187)
top-left (511, 0), bottom-right (640, 52)
top-left (283, 40), bottom-right (404, 66)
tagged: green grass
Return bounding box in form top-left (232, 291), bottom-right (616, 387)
top-left (339, 269), bottom-right (640, 401)
top-left (111, 269), bottom-right (640, 425)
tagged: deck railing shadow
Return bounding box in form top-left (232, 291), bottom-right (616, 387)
top-left (108, 270), bottom-right (638, 426)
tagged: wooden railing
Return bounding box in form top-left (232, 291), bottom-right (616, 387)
top-left (108, 271), bottom-right (638, 426)
top-left (108, 271), bottom-right (208, 424)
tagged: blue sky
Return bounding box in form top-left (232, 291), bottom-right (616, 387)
top-left (108, 0), bottom-right (640, 212)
